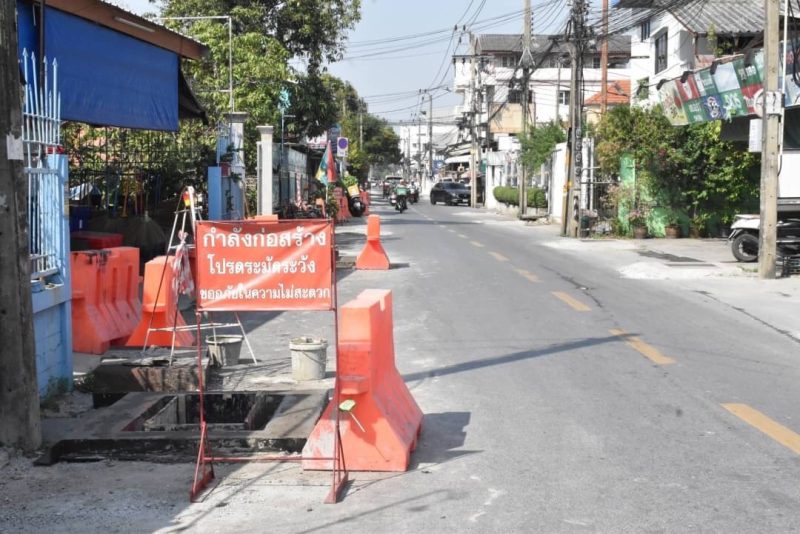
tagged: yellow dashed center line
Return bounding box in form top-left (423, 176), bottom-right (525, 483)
top-left (552, 291), bottom-right (591, 312)
top-left (489, 252), bottom-right (509, 262)
top-left (470, 241), bottom-right (484, 248)
top-left (609, 328), bottom-right (674, 365)
top-left (722, 403), bottom-right (800, 455)
top-left (514, 268), bottom-right (540, 283)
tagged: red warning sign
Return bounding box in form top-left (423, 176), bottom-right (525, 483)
top-left (195, 220), bottom-right (333, 311)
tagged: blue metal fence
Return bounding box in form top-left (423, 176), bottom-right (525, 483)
top-left (22, 50), bottom-right (64, 280)
top-left (22, 50), bottom-right (72, 397)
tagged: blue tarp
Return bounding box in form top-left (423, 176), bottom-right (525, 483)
top-left (17, 2), bottom-right (180, 131)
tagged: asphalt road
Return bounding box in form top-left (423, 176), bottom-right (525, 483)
top-left (7, 193), bottom-right (800, 533)
top-left (315, 194), bottom-right (800, 532)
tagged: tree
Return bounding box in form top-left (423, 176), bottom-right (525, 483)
top-left (156, 0), bottom-right (362, 171)
top-left (519, 121), bottom-right (566, 173)
top-left (157, 0), bottom-right (361, 73)
top-left (595, 105), bottom-right (760, 228)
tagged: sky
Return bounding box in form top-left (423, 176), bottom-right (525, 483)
top-left (122, 0), bottom-right (604, 123)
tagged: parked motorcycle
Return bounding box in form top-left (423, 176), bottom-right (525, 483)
top-left (729, 214), bottom-right (800, 262)
top-left (348, 193), bottom-right (365, 217)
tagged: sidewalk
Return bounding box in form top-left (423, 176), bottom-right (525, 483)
top-left (494, 212), bottom-right (800, 342)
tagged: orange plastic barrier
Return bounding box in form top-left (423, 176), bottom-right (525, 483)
top-left (333, 188), bottom-right (351, 223)
top-left (71, 251), bottom-right (114, 354)
top-left (108, 247), bottom-right (141, 344)
top-left (360, 191), bottom-right (370, 215)
top-left (342, 196), bottom-right (352, 219)
top-left (124, 255), bottom-right (195, 348)
top-left (355, 215), bottom-right (390, 270)
top-left (303, 289), bottom-right (422, 471)
top-left (250, 214), bottom-right (279, 222)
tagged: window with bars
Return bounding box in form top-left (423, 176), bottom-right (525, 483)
top-left (654, 32), bottom-right (668, 73)
top-left (640, 19), bottom-right (651, 41)
top-left (500, 55), bottom-right (518, 68)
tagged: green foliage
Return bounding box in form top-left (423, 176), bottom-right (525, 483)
top-left (159, 0), bottom-right (362, 172)
top-left (493, 186), bottom-right (547, 208)
top-left (342, 174), bottom-right (358, 188)
top-left (325, 184), bottom-right (339, 218)
top-left (159, 0), bottom-right (361, 74)
top-left (519, 122), bottom-right (566, 173)
top-left (595, 105), bottom-right (760, 227)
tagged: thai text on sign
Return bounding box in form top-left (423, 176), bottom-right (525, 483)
top-left (195, 220), bottom-right (334, 311)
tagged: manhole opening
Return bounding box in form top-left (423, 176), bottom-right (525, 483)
top-left (123, 393), bottom-right (281, 433)
top-left (92, 393), bottom-right (127, 408)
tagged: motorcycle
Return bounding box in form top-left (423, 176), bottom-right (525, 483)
top-left (729, 214), bottom-right (800, 262)
top-left (348, 193), bottom-right (365, 217)
top-left (409, 183), bottom-right (419, 204)
top-left (395, 193), bottom-right (407, 213)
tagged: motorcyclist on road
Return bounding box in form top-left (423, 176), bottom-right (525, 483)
top-left (394, 180), bottom-right (409, 212)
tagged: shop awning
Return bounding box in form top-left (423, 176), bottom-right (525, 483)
top-left (17, 1), bottom-right (209, 131)
top-left (445, 155), bottom-right (471, 164)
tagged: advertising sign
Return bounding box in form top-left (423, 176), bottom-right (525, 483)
top-left (657, 79), bottom-right (689, 125)
top-left (658, 51), bottom-right (766, 125)
top-left (196, 220), bottom-right (334, 311)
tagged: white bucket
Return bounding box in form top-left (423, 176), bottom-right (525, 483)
top-left (290, 337), bottom-right (328, 380)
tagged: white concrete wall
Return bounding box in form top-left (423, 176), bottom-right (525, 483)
top-left (475, 62), bottom-right (631, 128)
top-left (625, 10), bottom-right (696, 104)
top-left (530, 67), bottom-right (630, 124)
top-left (549, 142), bottom-right (567, 221)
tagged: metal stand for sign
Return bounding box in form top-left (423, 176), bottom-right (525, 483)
top-left (189, 220), bottom-right (347, 504)
top-left (140, 186), bottom-right (257, 365)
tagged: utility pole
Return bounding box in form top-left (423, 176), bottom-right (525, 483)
top-left (406, 127), bottom-right (412, 178)
top-left (519, 0), bottom-right (534, 217)
top-left (759, 0), bottom-right (780, 278)
top-left (469, 41), bottom-right (478, 208)
top-left (564, 0), bottom-right (588, 237)
top-left (417, 113), bottom-right (423, 181)
top-left (0, 0), bottom-right (41, 451)
top-left (359, 110), bottom-right (363, 149)
top-left (428, 91), bottom-right (434, 183)
top-left (600, 0), bottom-right (609, 114)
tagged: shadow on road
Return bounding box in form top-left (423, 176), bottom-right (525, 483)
top-left (403, 335), bottom-right (621, 383)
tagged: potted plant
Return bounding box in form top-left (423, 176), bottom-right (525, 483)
top-left (665, 215), bottom-right (681, 238)
top-left (689, 214), bottom-right (707, 238)
top-left (628, 210), bottom-right (647, 239)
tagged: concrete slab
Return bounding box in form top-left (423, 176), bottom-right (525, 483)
top-left (39, 389), bottom-right (327, 463)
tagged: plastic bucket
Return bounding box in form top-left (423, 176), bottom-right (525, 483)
top-left (206, 335), bottom-right (243, 367)
top-left (289, 337), bottom-right (328, 380)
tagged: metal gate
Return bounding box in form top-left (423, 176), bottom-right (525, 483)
top-left (22, 50), bottom-right (64, 280)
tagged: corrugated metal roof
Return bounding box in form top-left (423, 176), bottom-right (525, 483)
top-left (476, 34), bottom-right (630, 56)
top-left (613, 0), bottom-right (776, 35)
top-left (606, 7), bottom-right (655, 35)
top-left (671, 0), bottom-right (763, 35)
